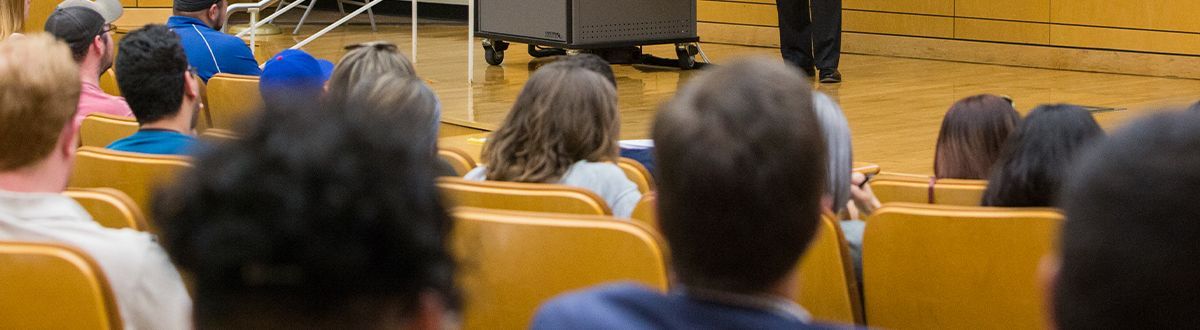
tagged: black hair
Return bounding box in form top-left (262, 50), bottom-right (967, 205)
top-left (558, 54), bottom-right (616, 87)
top-left (115, 24), bottom-right (187, 125)
top-left (652, 58), bottom-right (826, 294)
top-left (154, 102), bottom-right (457, 329)
top-left (981, 104), bottom-right (1103, 207)
top-left (1054, 110), bottom-right (1200, 329)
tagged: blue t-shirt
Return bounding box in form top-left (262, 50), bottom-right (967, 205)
top-left (107, 129), bottom-right (197, 156)
top-left (167, 16), bottom-right (262, 82)
top-left (532, 283), bottom-right (846, 330)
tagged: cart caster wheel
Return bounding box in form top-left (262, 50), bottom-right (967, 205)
top-left (675, 44), bottom-right (697, 69)
top-left (485, 47), bottom-right (505, 65)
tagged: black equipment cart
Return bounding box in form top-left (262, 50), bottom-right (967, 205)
top-left (475, 0), bottom-right (702, 69)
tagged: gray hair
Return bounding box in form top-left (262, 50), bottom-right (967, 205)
top-left (812, 91), bottom-right (853, 213)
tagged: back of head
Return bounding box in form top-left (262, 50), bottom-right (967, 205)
top-left (1055, 110), bottom-right (1200, 329)
top-left (115, 24), bottom-right (187, 125)
top-left (327, 42), bottom-right (415, 107)
top-left (0, 34), bottom-right (80, 171)
top-left (935, 94), bottom-right (1020, 179)
top-left (558, 54), bottom-right (616, 87)
top-left (260, 49), bottom-right (333, 110)
top-left (43, 6), bottom-right (105, 62)
top-left (812, 91), bottom-right (852, 212)
top-left (483, 62), bottom-right (619, 183)
top-left (0, 0), bottom-right (22, 40)
top-left (155, 104), bottom-right (456, 329)
top-left (343, 72), bottom-right (441, 154)
top-left (982, 104), bottom-right (1102, 207)
top-left (652, 58), bottom-right (825, 294)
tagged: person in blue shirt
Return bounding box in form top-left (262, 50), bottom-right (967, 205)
top-left (532, 59), bottom-right (844, 329)
top-left (167, 0), bottom-right (260, 81)
top-left (108, 25), bottom-right (201, 155)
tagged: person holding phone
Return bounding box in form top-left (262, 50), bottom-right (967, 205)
top-left (777, 0), bottom-right (842, 83)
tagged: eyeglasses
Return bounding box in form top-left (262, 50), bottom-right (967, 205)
top-left (101, 23), bottom-right (117, 34)
top-left (344, 41), bottom-right (398, 52)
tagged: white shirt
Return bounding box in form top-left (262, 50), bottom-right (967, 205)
top-left (464, 161), bottom-right (642, 218)
top-left (0, 189), bottom-right (192, 330)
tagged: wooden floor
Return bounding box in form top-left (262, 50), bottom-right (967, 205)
top-left (246, 20), bottom-right (1200, 174)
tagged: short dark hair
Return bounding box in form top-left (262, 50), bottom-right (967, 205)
top-left (115, 24), bottom-right (188, 125)
top-left (652, 58), bottom-right (825, 294)
top-left (934, 94), bottom-right (1020, 179)
top-left (155, 103), bottom-right (457, 329)
top-left (981, 104), bottom-right (1103, 207)
top-left (1054, 110), bottom-right (1200, 329)
top-left (558, 54), bottom-right (615, 87)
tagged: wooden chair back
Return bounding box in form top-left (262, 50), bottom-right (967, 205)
top-left (79, 113), bottom-right (139, 148)
top-left (617, 157), bottom-right (655, 193)
top-left (0, 241), bottom-right (122, 330)
top-left (65, 188), bottom-right (148, 231)
top-left (437, 177), bottom-right (611, 215)
top-left (451, 207), bottom-right (668, 330)
top-left (629, 193), bottom-right (657, 229)
top-left (438, 147), bottom-right (477, 177)
top-left (99, 69), bottom-right (121, 96)
top-left (795, 214), bottom-right (864, 324)
top-left (68, 147), bottom-right (192, 231)
top-left (205, 73), bottom-right (262, 130)
top-left (862, 203), bottom-right (1063, 329)
top-left (870, 172), bottom-right (988, 206)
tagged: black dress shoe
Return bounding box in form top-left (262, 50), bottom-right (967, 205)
top-left (802, 67), bottom-right (817, 78)
top-left (819, 69), bottom-right (842, 83)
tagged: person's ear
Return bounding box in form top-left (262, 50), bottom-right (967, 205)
top-left (59, 120), bottom-right (78, 159)
top-left (1038, 254), bottom-right (1062, 330)
top-left (183, 71), bottom-right (200, 99)
top-left (209, 4), bottom-right (221, 22)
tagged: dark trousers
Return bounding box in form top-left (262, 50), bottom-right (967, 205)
top-left (777, 0), bottom-right (842, 71)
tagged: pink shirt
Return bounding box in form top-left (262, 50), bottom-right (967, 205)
top-left (74, 81), bottom-right (134, 130)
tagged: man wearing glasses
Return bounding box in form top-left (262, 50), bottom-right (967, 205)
top-left (44, 0), bottom-right (134, 131)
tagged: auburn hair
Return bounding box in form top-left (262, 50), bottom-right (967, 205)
top-left (934, 94), bottom-right (1020, 179)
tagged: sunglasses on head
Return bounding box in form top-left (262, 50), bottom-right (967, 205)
top-left (344, 41), bottom-right (398, 52)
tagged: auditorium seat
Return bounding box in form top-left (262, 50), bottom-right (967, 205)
top-left (0, 241), bottom-right (122, 329)
top-left (438, 147), bottom-right (477, 177)
top-left (79, 113), bottom-right (139, 148)
top-left (65, 188), bottom-right (148, 231)
top-left (99, 69), bottom-right (121, 96)
top-left (869, 172), bottom-right (987, 206)
top-left (862, 203), bottom-right (1062, 329)
top-left (205, 73), bottom-right (262, 130)
top-left (795, 214), bottom-right (863, 324)
top-left (852, 162), bottom-right (881, 176)
top-left (68, 147), bottom-right (192, 231)
top-left (437, 177), bottom-right (610, 215)
top-left (450, 207), bottom-right (668, 330)
top-left (439, 117), bottom-right (496, 138)
top-left (198, 128), bottom-right (240, 143)
top-left (630, 193), bottom-right (657, 229)
top-left (617, 157), bottom-right (655, 193)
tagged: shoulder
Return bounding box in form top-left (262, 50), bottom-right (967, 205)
top-left (463, 166), bottom-right (487, 180)
top-left (562, 161), bottom-right (631, 184)
top-left (532, 283), bottom-right (669, 330)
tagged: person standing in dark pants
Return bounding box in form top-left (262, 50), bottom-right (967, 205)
top-left (777, 0), bottom-right (842, 83)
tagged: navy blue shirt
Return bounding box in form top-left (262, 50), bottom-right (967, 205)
top-left (107, 129), bottom-right (197, 155)
top-left (167, 16), bottom-right (262, 81)
top-left (532, 283), bottom-right (845, 330)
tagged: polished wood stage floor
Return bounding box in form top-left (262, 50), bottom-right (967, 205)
top-left (246, 20), bottom-right (1200, 174)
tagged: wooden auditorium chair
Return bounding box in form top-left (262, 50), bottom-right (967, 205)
top-left (205, 73), bottom-right (262, 130)
top-left (0, 241), bottom-right (122, 329)
top-left (617, 157), bottom-right (655, 194)
top-left (68, 147), bottom-right (192, 231)
top-left (869, 172), bottom-right (987, 206)
top-left (99, 69), bottom-right (121, 96)
top-left (450, 207), bottom-right (669, 330)
top-left (79, 113), bottom-right (139, 148)
top-left (795, 214), bottom-right (864, 324)
top-left (437, 177), bottom-right (611, 216)
top-left (65, 188), bottom-right (149, 231)
top-left (862, 203), bottom-right (1063, 329)
top-left (852, 162), bottom-right (881, 176)
top-left (629, 193), bottom-right (657, 229)
top-left (198, 128), bottom-right (240, 143)
top-left (438, 147), bottom-right (477, 177)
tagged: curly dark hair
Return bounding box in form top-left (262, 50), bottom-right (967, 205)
top-left (115, 24), bottom-right (188, 125)
top-left (154, 102), bottom-right (457, 329)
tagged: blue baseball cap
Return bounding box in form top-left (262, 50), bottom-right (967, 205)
top-left (260, 49), bottom-right (334, 101)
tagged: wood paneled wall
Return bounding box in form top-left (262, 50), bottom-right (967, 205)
top-left (700, 0), bottom-right (1200, 56)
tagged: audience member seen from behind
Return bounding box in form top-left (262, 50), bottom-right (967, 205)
top-left (466, 62), bottom-right (641, 217)
top-left (982, 104), bottom-right (1103, 207)
top-left (167, 0), bottom-right (260, 80)
top-left (326, 41), bottom-right (416, 107)
top-left (533, 58), bottom-right (832, 328)
top-left (155, 104), bottom-right (457, 329)
top-left (811, 91), bottom-right (877, 273)
top-left (43, 0), bottom-right (134, 130)
top-left (1047, 110), bottom-right (1200, 329)
top-left (343, 72), bottom-right (457, 176)
top-left (934, 94), bottom-right (1020, 179)
top-left (0, 34), bottom-right (191, 330)
top-left (259, 49), bottom-right (334, 109)
top-left (560, 53), bottom-right (657, 174)
top-left (109, 25), bottom-right (201, 155)
top-left (0, 0), bottom-right (28, 40)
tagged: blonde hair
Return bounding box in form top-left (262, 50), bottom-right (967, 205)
top-left (483, 63), bottom-right (620, 183)
top-left (0, 34), bottom-right (81, 170)
top-left (0, 0), bottom-right (24, 40)
top-left (345, 72), bottom-right (441, 153)
top-left (326, 41), bottom-right (416, 107)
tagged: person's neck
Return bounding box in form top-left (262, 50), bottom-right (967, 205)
top-left (0, 164), bottom-right (67, 194)
top-left (141, 111), bottom-right (193, 135)
top-left (78, 62), bottom-right (102, 87)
